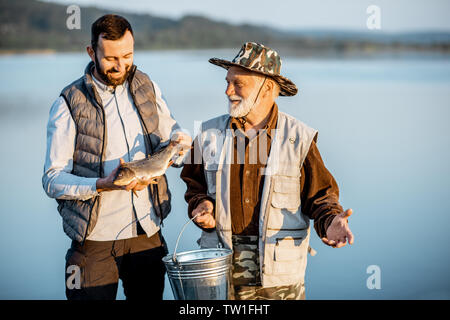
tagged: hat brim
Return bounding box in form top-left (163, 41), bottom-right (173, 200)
top-left (209, 58), bottom-right (298, 97)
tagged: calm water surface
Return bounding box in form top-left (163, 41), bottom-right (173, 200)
top-left (0, 50), bottom-right (449, 299)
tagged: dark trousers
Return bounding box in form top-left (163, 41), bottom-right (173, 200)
top-left (65, 231), bottom-right (167, 300)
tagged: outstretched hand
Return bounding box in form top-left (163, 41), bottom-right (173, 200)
top-left (322, 208), bottom-right (355, 248)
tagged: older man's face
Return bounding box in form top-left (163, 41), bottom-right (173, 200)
top-left (225, 66), bottom-right (264, 118)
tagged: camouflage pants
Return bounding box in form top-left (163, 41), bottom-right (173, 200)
top-left (230, 235), bottom-right (305, 300)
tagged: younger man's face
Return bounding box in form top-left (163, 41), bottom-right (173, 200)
top-left (90, 30), bottom-right (134, 87)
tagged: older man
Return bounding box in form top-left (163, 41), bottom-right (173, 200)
top-left (180, 42), bottom-right (354, 300)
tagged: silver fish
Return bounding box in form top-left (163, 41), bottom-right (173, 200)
top-left (113, 141), bottom-right (190, 187)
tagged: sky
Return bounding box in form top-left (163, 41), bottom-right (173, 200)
top-left (45, 0), bottom-right (450, 33)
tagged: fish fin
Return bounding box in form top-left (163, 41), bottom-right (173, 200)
top-left (136, 177), bottom-right (146, 184)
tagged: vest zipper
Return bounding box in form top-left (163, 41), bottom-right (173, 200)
top-left (82, 93), bottom-right (107, 245)
top-left (275, 237), bottom-right (304, 245)
top-left (261, 177), bottom-right (274, 245)
top-left (259, 176), bottom-right (275, 281)
top-left (113, 90), bottom-right (140, 234)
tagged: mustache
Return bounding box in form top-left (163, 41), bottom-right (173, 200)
top-left (228, 95), bottom-right (242, 102)
top-left (93, 53), bottom-right (132, 87)
top-left (106, 67), bottom-right (126, 74)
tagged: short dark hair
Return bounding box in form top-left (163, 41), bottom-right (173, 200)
top-left (91, 14), bottom-right (133, 52)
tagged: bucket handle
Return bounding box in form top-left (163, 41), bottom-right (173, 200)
top-left (172, 212), bottom-right (201, 263)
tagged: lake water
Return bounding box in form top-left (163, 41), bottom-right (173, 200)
top-left (0, 50), bottom-right (449, 299)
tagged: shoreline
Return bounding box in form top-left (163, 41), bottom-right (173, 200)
top-left (0, 49), bottom-right (57, 56)
top-left (1, 48), bottom-right (450, 61)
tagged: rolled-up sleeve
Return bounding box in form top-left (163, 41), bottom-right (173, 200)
top-left (300, 140), bottom-right (344, 239)
top-left (42, 96), bottom-right (98, 200)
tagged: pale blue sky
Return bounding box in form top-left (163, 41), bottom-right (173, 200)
top-left (45, 0), bottom-right (450, 32)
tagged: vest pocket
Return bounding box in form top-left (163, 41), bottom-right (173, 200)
top-left (271, 176), bottom-right (300, 211)
top-left (273, 235), bottom-right (306, 275)
top-left (274, 237), bottom-right (304, 261)
top-left (264, 227), bottom-right (308, 275)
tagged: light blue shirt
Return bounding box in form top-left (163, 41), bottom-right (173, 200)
top-left (43, 73), bottom-right (182, 241)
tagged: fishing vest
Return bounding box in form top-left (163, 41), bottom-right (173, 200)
top-left (57, 61), bottom-right (171, 243)
top-left (197, 112), bottom-right (318, 287)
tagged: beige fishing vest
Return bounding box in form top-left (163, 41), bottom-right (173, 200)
top-left (196, 111), bottom-right (318, 287)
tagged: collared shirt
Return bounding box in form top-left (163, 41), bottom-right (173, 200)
top-left (180, 104), bottom-right (343, 238)
top-left (228, 104), bottom-right (278, 235)
top-left (43, 72), bottom-right (180, 241)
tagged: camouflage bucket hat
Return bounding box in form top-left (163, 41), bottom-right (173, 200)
top-left (209, 42), bottom-right (298, 96)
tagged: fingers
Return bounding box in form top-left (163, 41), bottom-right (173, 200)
top-left (195, 213), bottom-right (212, 223)
top-left (335, 240), bottom-right (347, 248)
top-left (192, 206), bottom-right (213, 217)
top-left (133, 183), bottom-right (147, 192)
top-left (125, 180), bottom-right (138, 191)
top-left (341, 208), bottom-right (353, 219)
top-left (321, 237), bottom-right (333, 246)
top-left (140, 176), bottom-right (160, 185)
top-left (321, 237), bottom-right (338, 247)
top-left (192, 201), bottom-right (215, 228)
top-left (178, 146), bottom-right (193, 156)
top-left (171, 132), bottom-right (192, 145)
top-left (322, 237), bottom-right (348, 248)
top-left (195, 213), bottom-right (215, 229)
top-left (347, 228), bottom-right (355, 245)
top-left (195, 200), bottom-right (213, 211)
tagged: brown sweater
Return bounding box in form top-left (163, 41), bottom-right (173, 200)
top-left (180, 104), bottom-right (343, 239)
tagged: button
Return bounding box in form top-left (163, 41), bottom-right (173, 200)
top-left (245, 198), bottom-right (250, 203)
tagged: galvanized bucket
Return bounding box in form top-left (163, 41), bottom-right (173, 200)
top-left (162, 214), bottom-right (232, 300)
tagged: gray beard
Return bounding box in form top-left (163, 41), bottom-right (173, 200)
top-left (228, 97), bottom-right (254, 118)
top-left (227, 80), bottom-right (263, 118)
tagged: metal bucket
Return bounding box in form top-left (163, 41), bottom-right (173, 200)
top-left (162, 213), bottom-right (232, 300)
top-left (162, 248), bottom-right (232, 300)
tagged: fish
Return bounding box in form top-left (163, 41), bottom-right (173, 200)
top-left (113, 141), bottom-right (191, 189)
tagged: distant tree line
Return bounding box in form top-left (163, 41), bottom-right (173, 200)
top-left (1, 0), bottom-right (449, 57)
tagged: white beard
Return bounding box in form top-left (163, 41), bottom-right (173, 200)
top-left (227, 79), bottom-right (263, 118)
top-left (228, 95), bottom-right (254, 118)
